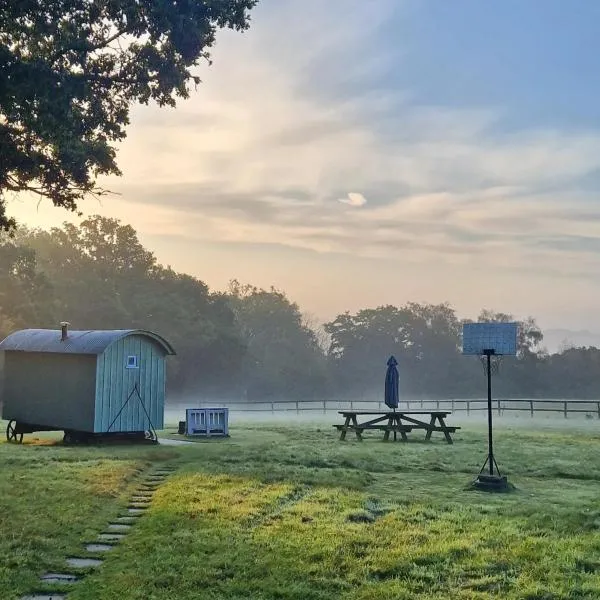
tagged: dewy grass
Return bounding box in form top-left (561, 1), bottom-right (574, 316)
top-left (1, 420), bottom-right (600, 599)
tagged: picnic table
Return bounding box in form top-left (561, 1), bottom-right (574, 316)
top-left (333, 411), bottom-right (460, 444)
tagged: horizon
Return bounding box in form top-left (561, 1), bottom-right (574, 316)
top-left (7, 0), bottom-right (600, 333)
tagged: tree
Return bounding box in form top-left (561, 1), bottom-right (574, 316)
top-left (16, 216), bottom-right (245, 393)
top-left (0, 0), bottom-right (258, 231)
top-left (543, 347), bottom-right (600, 399)
top-left (0, 239), bottom-right (56, 336)
top-left (227, 280), bottom-right (329, 400)
top-left (138, 270), bottom-right (245, 394)
top-left (473, 309), bottom-right (546, 396)
top-left (476, 309), bottom-right (544, 358)
top-left (325, 306), bottom-right (417, 396)
top-left (325, 303), bottom-right (466, 398)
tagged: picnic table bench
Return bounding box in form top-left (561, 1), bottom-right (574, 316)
top-left (333, 411), bottom-right (460, 444)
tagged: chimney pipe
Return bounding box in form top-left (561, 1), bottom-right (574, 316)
top-left (60, 322), bottom-right (70, 341)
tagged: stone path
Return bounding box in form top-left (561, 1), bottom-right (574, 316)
top-left (20, 465), bottom-right (177, 600)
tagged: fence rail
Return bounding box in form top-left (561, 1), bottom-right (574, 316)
top-left (168, 398), bottom-right (600, 419)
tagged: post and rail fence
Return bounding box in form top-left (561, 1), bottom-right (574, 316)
top-left (168, 398), bottom-right (600, 420)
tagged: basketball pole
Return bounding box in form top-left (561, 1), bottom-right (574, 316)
top-left (485, 349), bottom-right (494, 477)
top-left (474, 348), bottom-right (509, 490)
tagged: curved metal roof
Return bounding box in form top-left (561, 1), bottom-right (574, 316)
top-left (0, 329), bottom-right (176, 355)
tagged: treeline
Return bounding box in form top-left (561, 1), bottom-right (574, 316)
top-left (0, 216), bottom-right (599, 400)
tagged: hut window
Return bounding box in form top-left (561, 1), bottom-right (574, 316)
top-left (126, 355), bottom-right (138, 369)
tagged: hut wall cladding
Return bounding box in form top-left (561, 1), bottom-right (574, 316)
top-left (94, 335), bottom-right (165, 432)
top-left (0, 350), bottom-right (4, 412)
top-left (3, 352), bottom-right (97, 430)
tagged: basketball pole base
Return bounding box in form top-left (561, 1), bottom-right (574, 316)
top-left (472, 473), bottom-right (511, 492)
top-left (470, 451), bottom-right (513, 493)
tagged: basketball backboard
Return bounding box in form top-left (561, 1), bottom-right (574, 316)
top-left (462, 322), bottom-right (518, 356)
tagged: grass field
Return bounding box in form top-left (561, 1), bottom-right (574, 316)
top-left (1, 418), bottom-right (600, 599)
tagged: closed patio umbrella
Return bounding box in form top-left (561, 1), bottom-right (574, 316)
top-left (384, 355), bottom-right (399, 410)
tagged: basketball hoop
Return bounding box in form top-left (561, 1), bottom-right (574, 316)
top-left (479, 354), bottom-right (503, 376)
top-left (462, 322), bottom-right (518, 493)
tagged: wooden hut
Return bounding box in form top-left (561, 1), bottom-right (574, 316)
top-left (0, 324), bottom-right (175, 443)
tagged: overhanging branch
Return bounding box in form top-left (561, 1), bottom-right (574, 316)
top-left (50, 26), bottom-right (131, 64)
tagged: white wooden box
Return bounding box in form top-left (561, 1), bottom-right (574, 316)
top-left (185, 408), bottom-right (229, 437)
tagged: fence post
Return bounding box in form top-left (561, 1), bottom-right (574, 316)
top-left (378, 401), bottom-right (382, 410)
top-left (407, 399), bottom-right (410, 411)
top-left (530, 400), bottom-right (534, 417)
top-left (436, 399), bottom-right (440, 410)
top-left (597, 401), bottom-right (600, 420)
top-left (271, 401), bottom-right (274, 414)
top-left (564, 401), bottom-right (568, 419)
top-left (451, 399), bottom-right (455, 412)
top-left (350, 399), bottom-right (353, 410)
top-left (323, 399), bottom-right (327, 415)
top-left (420, 398), bottom-right (424, 408)
top-left (296, 400), bottom-right (299, 415)
top-left (467, 400), bottom-right (470, 415)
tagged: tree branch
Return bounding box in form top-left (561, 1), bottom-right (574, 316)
top-left (50, 26), bottom-right (130, 64)
top-left (72, 71), bottom-right (162, 86)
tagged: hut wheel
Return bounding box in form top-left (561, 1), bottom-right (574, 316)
top-left (6, 421), bottom-right (23, 444)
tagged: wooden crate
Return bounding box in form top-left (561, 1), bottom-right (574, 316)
top-left (185, 408), bottom-right (229, 437)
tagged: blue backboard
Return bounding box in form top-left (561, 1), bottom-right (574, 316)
top-left (462, 322), bottom-right (518, 356)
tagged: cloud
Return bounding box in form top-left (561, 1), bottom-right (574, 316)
top-left (338, 192), bottom-right (367, 207)
top-left (8, 0), bottom-right (600, 326)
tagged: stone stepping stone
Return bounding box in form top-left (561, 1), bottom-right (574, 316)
top-left (86, 543), bottom-right (114, 552)
top-left (108, 523), bottom-right (132, 531)
top-left (66, 557), bottom-right (103, 568)
top-left (40, 573), bottom-right (79, 584)
top-left (98, 533), bottom-right (125, 542)
top-left (20, 595), bottom-right (67, 600)
top-left (129, 503), bottom-right (149, 509)
top-left (127, 508), bottom-right (146, 514)
top-left (115, 516), bottom-right (137, 523)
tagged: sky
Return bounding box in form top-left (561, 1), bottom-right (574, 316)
top-left (8, 0), bottom-right (600, 331)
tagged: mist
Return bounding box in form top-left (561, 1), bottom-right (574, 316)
top-left (164, 395), bottom-right (600, 432)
